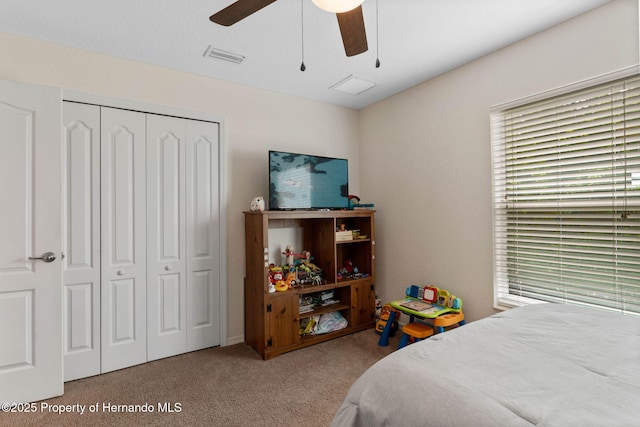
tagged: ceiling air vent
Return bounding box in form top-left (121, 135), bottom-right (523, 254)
top-left (330, 75), bottom-right (378, 95)
top-left (203, 45), bottom-right (246, 64)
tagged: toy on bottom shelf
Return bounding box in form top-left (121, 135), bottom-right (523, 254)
top-left (300, 312), bottom-right (348, 336)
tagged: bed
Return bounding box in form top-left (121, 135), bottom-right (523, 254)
top-left (331, 303), bottom-right (640, 427)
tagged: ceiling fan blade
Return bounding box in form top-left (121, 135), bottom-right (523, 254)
top-left (210, 0), bottom-right (279, 26)
top-left (336, 6), bottom-right (368, 57)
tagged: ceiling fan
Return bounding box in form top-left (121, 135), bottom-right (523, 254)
top-left (209, 0), bottom-right (368, 57)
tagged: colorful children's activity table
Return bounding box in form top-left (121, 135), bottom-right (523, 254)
top-left (378, 285), bottom-right (465, 347)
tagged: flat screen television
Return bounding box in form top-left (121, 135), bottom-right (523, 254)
top-left (269, 150), bottom-right (349, 210)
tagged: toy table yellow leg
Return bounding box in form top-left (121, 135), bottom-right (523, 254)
top-left (377, 310), bottom-right (398, 347)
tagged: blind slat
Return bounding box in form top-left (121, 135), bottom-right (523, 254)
top-left (491, 74), bottom-right (640, 315)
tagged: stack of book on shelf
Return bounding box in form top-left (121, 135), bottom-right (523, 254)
top-left (320, 290), bottom-right (339, 307)
top-left (299, 304), bottom-right (314, 314)
top-left (336, 230), bottom-right (353, 242)
top-left (299, 295), bottom-right (314, 314)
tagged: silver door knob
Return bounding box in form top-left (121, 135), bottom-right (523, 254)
top-left (29, 252), bottom-right (56, 263)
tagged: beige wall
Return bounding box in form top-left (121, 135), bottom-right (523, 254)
top-left (1, 0), bottom-right (637, 344)
top-left (360, 0), bottom-right (639, 322)
top-left (0, 32), bottom-right (360, 344)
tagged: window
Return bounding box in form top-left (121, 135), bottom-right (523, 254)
top-left (491, 75), bottom-right (640, 314)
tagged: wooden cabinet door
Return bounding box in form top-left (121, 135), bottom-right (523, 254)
top-left (351, 281), bottom-right (375, 327)
top-left (267, 294), bottom-right (299, 351)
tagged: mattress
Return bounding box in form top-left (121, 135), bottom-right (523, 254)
top-left (331, 303), bottom-right (640, 427)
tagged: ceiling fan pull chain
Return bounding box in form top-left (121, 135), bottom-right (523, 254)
top-left (300, 0), bottom-right (306, 71)
top-left (375, 0), bottom-right (381, 68)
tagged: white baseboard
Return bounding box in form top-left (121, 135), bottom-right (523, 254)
top-left (225, 335), bottom-right (245, 346)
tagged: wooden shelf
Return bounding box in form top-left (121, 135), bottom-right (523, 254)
top-left (296, 280), bottom-right (355, 295)
top-left (298, 322), bottom-right (375, 347)
top-left (243, 209), bottom-right (377, 359)
top-left (298, 303), bottom-right (350, 319)
top-left (337, 238), bottom-right (372, 245)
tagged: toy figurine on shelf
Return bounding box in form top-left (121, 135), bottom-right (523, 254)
top-left (296, 262), bottom-right (324, 286)
top-left (311, 274), bottom-right (323, 285)
top-left (347, 194), bottom-right (375, 210)
top-left (277, 248), bottom-right (325, 286)
top-left (338, 259), bottom-right (364, 281)
top-left (343, 259), bottom-right (354, 274)
top-left (284, 266), bottom-right (297, 289)
top-left (250, 196), bottom-right (265, 212)
top-left (282, 245), bottom-right (296, 266)
top-left (282, 246), bottom-right (315, 268)
top-left (268, 265), bottom-right (288, 292)
top-left (300, 255), bottom-right (321, 273)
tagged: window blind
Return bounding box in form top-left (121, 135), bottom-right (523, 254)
top-left (491, 75), bottom-right (640, 314)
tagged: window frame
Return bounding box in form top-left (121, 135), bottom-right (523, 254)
top-left (490, 67), bottom-right (640, 315)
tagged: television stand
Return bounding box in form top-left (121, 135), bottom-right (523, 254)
top-left (243, 209), bottom-right (377, 359)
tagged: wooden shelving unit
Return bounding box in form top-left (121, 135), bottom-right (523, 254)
top-left (243, 210), bottom-right (376, 359)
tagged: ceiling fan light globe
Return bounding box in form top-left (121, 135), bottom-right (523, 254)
top-left (312, 0), bottom-right (364, 14)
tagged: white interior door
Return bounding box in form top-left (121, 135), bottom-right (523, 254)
top-left (62, 102), bottom-right (101, 381)
top-left (100, 107), bottom-right (147, 373)
top-left (147, 114), bottom-right (187, 361)
top-left (186, 120), bottom-right (221, 350)
top-left (0, 80), bottom-right (63, 402)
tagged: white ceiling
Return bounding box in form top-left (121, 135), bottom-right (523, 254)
top-left (1, 0), bottom-right (611, 109)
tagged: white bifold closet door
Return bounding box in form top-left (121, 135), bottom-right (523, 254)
top-left (146, 116), bottom-right (221, 360)
top-left (100, 107), bottom-right (148, 373)
top-left (62, 101), bottom-right (220, 380)
top-left (146, 115), bottom-right (187, 360)
top-left (184, 119), bottom-right (221, 352)
top-left (62, 102), bottom-right (101, 381)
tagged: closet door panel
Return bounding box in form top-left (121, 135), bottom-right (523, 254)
top-left (100, 107), bottom-right (147, 373)
top-left (147, 115), bottom-right (187, 361)
top-left (191, 270), bottom-right (213, 327)
top-left (62, 102), bottom-right (101, 381)
top-left (186, 120), bottom-right (220, 351)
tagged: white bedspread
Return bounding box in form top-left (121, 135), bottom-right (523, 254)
top-left (331, 303), bottom-right (640, 427)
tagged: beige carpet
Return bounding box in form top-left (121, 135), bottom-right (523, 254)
top-left (3, 329), bottom-right (399, 427)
